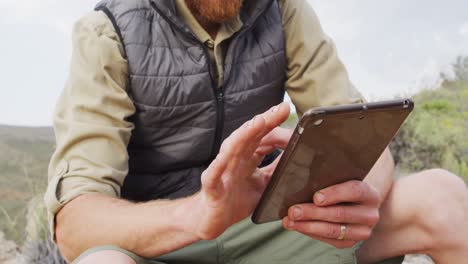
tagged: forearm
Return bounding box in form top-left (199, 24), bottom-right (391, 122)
top-left (364, 147), bottom-right (395, 205)
top-left (55, 193), bottom-right (201, 262)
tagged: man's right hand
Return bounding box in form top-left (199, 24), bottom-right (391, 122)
top-left (181, 102), bottom-right (291, 240)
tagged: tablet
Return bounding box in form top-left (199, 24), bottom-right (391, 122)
top-left (252, 99), bottom-right (414, 224)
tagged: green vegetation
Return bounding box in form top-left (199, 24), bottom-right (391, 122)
top-left (390, 56), bottom-right (468, 181)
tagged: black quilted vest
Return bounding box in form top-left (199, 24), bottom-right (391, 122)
top-left (95, 0), bottom-right (286, 201)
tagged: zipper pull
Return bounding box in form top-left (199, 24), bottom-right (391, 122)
top-left (217, 91), bottom-right (224, 101)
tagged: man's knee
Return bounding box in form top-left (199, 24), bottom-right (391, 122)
top-left (406, 169), bottom-right (467, 249)
top-left (76, 250), bottom-right (137, 264)
top-left (413, 169), bottom-right (467, 218)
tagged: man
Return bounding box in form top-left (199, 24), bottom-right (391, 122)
top-left (45, 0), bottom-right (468, 263)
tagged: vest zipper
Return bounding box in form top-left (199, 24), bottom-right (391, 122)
top-left (202, 44), bottom-right (225, 161)
top-left (211, 88), bottom-right (225, 160)
top-left (196, 38), bottom-right (224, 160)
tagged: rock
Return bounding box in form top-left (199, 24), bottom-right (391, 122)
top-left (21, 239), bottom-right (66, 264)
top-left (0, 230), bottom-right (19, 264)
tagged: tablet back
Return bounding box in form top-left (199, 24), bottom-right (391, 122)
top-left (252, 99), bottom-right (414, 224)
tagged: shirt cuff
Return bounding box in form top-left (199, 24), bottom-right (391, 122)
top-left (44, 160), bottom-right (119, 241)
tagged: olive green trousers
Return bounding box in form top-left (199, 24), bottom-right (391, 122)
top-left (73, 218), bottom-right (404, 264)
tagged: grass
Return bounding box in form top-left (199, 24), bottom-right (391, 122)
top-left (0, 125), bottom-right (54, 243)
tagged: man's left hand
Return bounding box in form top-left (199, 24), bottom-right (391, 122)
top-left (283, 180), bottom-right (381, 249)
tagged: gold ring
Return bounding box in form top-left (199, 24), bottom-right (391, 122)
top-left (337, 225), bottom-right (347, 240)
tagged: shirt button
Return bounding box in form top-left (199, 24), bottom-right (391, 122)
top-left (205, 40), bottom-right (214, 49)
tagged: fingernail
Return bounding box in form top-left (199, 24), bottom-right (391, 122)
top-left (292, 207), bottom-right (302, 220)
top-left (248, 116), bottom-right (256, 127)
top-left (272, 105), bottom-right (280, 112)
top-left (287, 219), bottom-right (295, 228)
top-left (315, 192), bottom-right (325, 204)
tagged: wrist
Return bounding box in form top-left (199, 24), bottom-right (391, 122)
top-left (132, 196), bottom-right (202, 256)
top-left (173, 191), bottom-right (230, 240)
top-left (170, 192), bottom-right (205, 238)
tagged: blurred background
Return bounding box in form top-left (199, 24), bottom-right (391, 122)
top-left (0, 0), bottom-right (467, 263)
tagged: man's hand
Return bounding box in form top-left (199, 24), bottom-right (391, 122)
top-left (283, 181), bottom-right (381, 249)
top-left (181, 103), bottom-right (291, 240)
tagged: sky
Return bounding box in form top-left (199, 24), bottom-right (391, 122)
top-left (0, 0), bottom-right (467, 126)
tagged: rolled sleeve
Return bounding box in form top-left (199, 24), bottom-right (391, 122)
top-left (280, 0), bottom-right (365, 116)
top-left (44, 11), bottom-right (135, 239)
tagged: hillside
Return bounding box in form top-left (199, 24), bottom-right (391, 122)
top-left (0, 125), bottom-right (54, 242)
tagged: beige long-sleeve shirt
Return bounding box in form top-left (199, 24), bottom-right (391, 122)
top-left (45, 0), bottom-right (364, 237)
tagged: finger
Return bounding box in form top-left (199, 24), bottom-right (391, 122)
top-left (255, 145), bottom-right (276, 156)
top-left (283, 217), bottom-right (358, 249)
top-left (288, 204), bottom-right (380, 227)
top-left (313, 180), bottom-right (380, 207)
top-left (258, 127), bottom-right (293, 150)
top-left (212, 103), bottom-right (288, 182)
top-left (257, 102), bottom-right (291, 138)
top-left (222, 102), bottom-right (289, 160)
top-left (216, 102), bottom-right (289, 160)
top-left (219, 114), bottom-right (267, 161)
top-left (283, 218), bottom-right (372, 241)
top-left (203, 114), bottom-right (266, 190)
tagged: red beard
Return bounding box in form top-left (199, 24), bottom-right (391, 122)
top-left (185, 0), bottom-right (243, 24)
